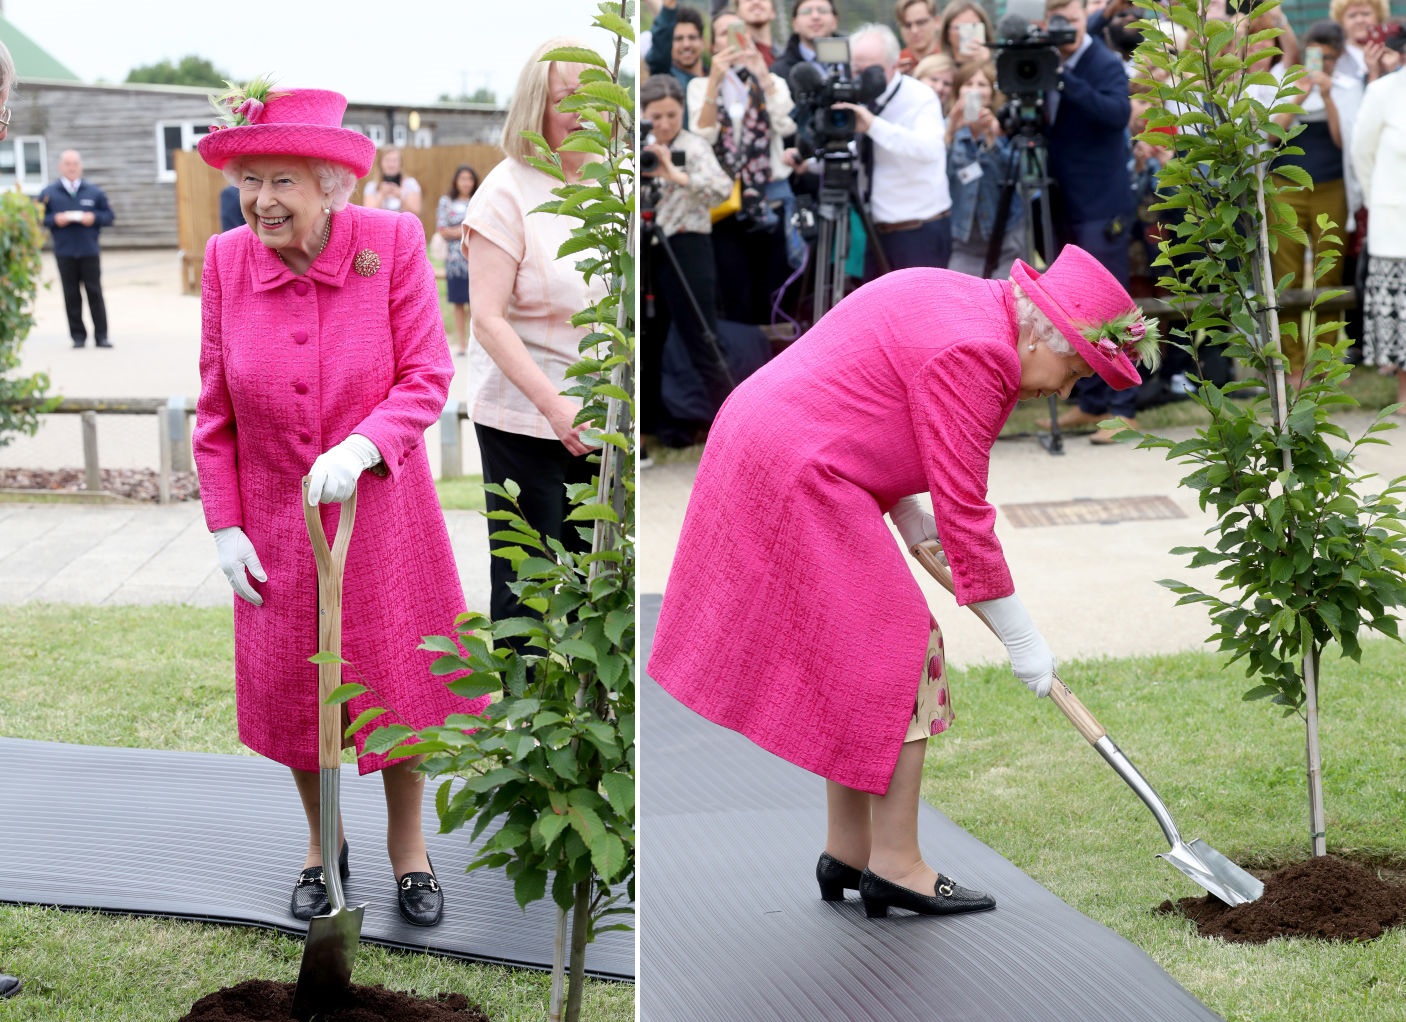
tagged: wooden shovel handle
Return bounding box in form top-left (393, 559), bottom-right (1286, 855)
top-left (910, 539), bottom-right (1108, 747)
top-left (303, 478), bottom-right (357, 771)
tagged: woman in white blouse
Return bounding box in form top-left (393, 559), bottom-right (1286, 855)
top-left (462, 38), bottom-right (607, 638)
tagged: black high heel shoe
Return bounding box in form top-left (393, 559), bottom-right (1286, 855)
top-left (816, 852), bottom-right (865, 901)
top-left (859, 868), bottom-right (996, 918)
top-left (396, 855), bottom-right (443, 927)
top-left (290, 841), bottom-right (350, 921)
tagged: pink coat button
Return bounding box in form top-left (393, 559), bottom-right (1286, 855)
top-left (298, 431), bottom-right (312, 444)
top-left (293, 281), bottom-right (309, 296)
top-left (293, 330), bottom-right (308, 344)
top-left (293, 383), bottom-right (308, 395)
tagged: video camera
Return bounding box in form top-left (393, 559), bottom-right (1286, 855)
top-left (640, 119), bottom-right (687, 176)
top-left (992, 0), bottom-right (1076, 134)
top-left (786, 37), bottom-right (887, 159)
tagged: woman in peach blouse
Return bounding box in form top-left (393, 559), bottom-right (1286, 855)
top-left (462, 38), bottom-right (606, 637)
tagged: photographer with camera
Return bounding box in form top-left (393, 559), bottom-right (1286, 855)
top-left (1030, 0), bottom-right (1139, 442)
top-left (838, 24), bottom-right (953, 279)
top-left (640, 74), bottom-right (737, 448)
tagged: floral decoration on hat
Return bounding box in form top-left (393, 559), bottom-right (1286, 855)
top-left (1079, 308), bottom-right (1160, 364)
top-left (208, 75), bottom-right (285, 130)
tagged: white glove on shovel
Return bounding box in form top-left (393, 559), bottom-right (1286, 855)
top-left (307, 434), bottom-right (382, 505)
top-left (890, 495), bottom-right (941, 552)
top-left (970, 593), bottom-right (1055, 697)
top-left (213, 526), bottom-right (267, 606)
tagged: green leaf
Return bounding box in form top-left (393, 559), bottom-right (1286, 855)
top-left (326, 683), bottom-right (367, 704)
top-left (540, 46), bottom-right (608, 68)
top-left (600, 772), bottom-right (634, 816)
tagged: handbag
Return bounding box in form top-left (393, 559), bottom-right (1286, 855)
top-left (710, 178), bottom-right (741, 224)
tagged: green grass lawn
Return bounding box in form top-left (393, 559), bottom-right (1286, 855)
top-left (0, 606), bottom-right (633, 1022)
top-left (934, 640), bottom-right (1406, 1022)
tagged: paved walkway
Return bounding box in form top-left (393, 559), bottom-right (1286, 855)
top-left (640, 409), bottom-right (1406, 669)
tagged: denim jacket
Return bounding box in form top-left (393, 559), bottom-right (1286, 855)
top-left (946, 127), bottom-right (1022, 246)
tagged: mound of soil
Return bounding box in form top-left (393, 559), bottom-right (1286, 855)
top-left (177, 979), bottom-right (490, 1022)
top-left (1158, 854), bottom-right (1406, 943)
top-left (0, 467), bottom-right (200, 502)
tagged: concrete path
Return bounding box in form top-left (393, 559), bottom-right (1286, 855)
top-left (640, 410), bottom-right (1406, 670)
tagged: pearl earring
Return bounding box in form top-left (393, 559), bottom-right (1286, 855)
top-left (1028, 343), bottom-right (1036, 352)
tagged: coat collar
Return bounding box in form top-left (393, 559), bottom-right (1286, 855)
top-left (249, 204), bottom-right (362, 293)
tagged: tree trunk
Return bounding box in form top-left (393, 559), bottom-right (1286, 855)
top-left (549, 905), bottom-right (568, 1021)
top-left (565, 878), bottom-right (591, 1022)
top-left (1303, 646), bottom-right (1327, 856)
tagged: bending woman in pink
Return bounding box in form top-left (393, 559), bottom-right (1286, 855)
top-left (648, 246), bottom-right (1159, 917)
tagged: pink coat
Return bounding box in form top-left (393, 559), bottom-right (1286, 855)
top-left (194, 205), bottom-right (489, 775)
top-left (648, 269), bottom-right (1021, 795)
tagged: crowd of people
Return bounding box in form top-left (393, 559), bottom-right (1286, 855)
top-left (640, 0), bottom-right (1406, 449)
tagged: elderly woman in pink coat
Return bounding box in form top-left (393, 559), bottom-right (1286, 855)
top-left (649, 246), bottom-right (1160, 918)
top-left (193, 81), bottom-right (487, 928)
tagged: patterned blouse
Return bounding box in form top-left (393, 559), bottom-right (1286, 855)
top-left (649, 129), bottom-right (733, 238)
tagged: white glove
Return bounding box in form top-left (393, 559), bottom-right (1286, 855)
top-left (307, 434), bottom-right (382, 505)
top-left (213, 526), bottom-right (268, 606)
top-left (890, 494), bottom-right (940, 551)
top-left (970, 593), bottom-right (1054, 697)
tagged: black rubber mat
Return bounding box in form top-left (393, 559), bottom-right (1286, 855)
top-left (0, 737), bottom-right (632, 981)
top-left (640, 593), bottom-right (1219, 1021)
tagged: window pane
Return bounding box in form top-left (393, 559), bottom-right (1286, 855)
top-left (21, 140), bottom-right (42, 177)
top-left (162, 124), bottom-right (182, 171)
top-left (0, 145), bottom-right (15, 174)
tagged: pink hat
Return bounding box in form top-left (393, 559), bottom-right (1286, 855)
top-left (198, 87), bottom-right (375, 178)
top-left (1010, 247), bottom-right (1147, 391)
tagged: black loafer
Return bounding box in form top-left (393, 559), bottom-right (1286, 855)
top-left (289, 841), bottom-right (350, 921)
top-left (0, 973), bottom-right (21, 999)
top-left (859, 868), bottom-right (996, 918)
top-left (816, 851), bottom-right (864, 901)
top-left (396, 857), bottom-right (443, 927)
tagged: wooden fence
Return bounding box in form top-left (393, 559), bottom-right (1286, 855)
top-left (174, 144), bottom-right (507, 295)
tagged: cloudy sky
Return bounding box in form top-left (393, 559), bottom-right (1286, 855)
top-left (5, 0), bottom-right (623, 107)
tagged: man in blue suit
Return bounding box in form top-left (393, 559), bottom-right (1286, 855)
top-left (1039, 0), bottom-right (1138, 441)
top-left (39, 150), bottom-right (115, 349)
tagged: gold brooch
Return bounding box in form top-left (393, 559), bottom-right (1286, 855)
top-left (353, 249), bottom-right (381, 277)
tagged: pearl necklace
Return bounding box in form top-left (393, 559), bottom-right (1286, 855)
top-left (277, 211), bottom-right (332, 268)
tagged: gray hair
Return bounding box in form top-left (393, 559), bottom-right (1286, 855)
top-left (850, 23), bottom-right (903, 67)
top-left (0, 40), bottom-right (15, 104)
top-left (220, 157), bottom-right (358, 212)
top-left (1012, 283), bottom-right (1072, 354)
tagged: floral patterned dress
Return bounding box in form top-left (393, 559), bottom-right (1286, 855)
top-left (906, 616), bottom-right (955, 741)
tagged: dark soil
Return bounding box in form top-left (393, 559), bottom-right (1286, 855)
top-left (0, 467), bottom-right (200, 502)
top-left (177, 979), bottom-right (490, 1022)
top-left (1157, 853), bottom-right (1406, 943)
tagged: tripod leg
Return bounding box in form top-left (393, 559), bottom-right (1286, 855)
top-left (650, 230), bottom-right (737, 403)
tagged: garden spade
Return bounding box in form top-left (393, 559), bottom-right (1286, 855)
top-left (292, 479), bottom-right (366, 1021)
top-left (909, 539), bottom-right (1263, 906)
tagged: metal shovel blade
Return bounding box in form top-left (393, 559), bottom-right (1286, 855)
top-left (290, 901), bottom-right (365, 1020)
top-left (1095, 735), bottom-right (1264, 906)
top-left (293, 481), bottom-right (367, 1020)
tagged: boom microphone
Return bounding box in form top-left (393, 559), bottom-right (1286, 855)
top-left (998, 13), bottom-right (1032, 42)
top-left (788, 61), bottom-right (824, 98)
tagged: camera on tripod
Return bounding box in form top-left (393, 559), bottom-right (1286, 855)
top-left (640, 119), bottom-right (687, 176)
top-left (787, 37), bottom-right (887, 158)
top-left (991, 0), bottom-right (1076, 136)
